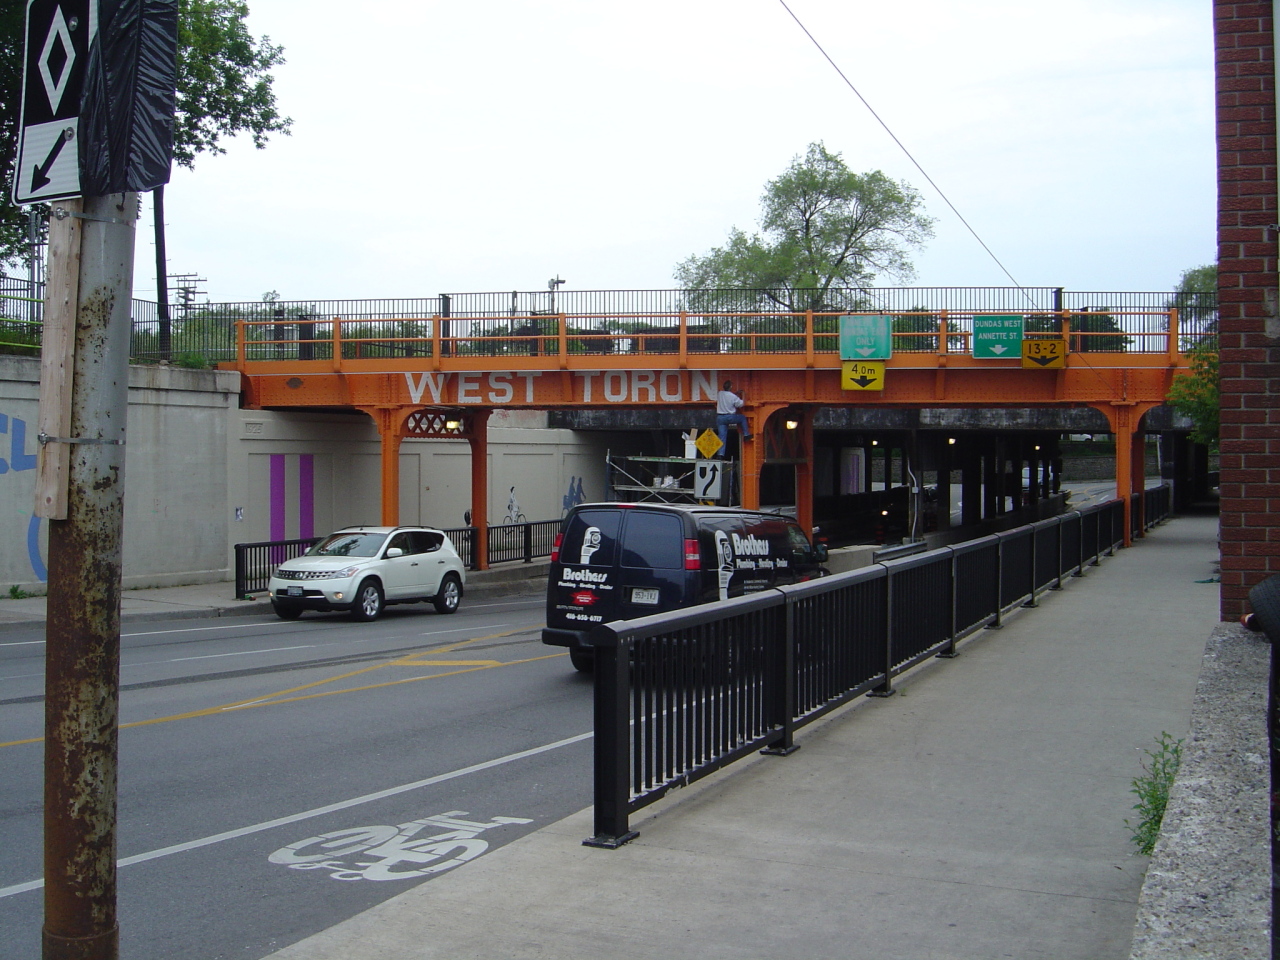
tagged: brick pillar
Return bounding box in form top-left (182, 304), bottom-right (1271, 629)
top-left (1216, 1), bottom-right (1279, 620)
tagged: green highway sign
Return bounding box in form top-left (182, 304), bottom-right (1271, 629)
top-left (972, 315), bottom-right (1024, 359)
top-left (838, 314), bottom-right (892, 361)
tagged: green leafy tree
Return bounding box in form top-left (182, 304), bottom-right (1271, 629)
top-left (675, 142), bottom-right (934, 314)
top-left (0, 0), bottom-right (290, 270)
top-left (1025, 308), bottom-right (1130, 352)
top-left (1167, 348), bottom-right (1218, 447)
top-left (173, 0), bottom-right (290, 168)
top-left (0, 3), bottom-right (28, 266)
top-left (1168, 263), bottom-right (1218, 350)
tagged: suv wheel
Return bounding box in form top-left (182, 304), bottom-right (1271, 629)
top-left (350, 578), bottom-right (384, 622)
top-left (569, 648), bottom-right (594, 673)
top-left (271, 601), bottom-right (303, 621)
top-left (432, 573), bottom-right (462, 614)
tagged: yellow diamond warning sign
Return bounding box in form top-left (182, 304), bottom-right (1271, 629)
top-left (695, 428), bottom-right (724, 459)
top-left (1021, 338), bottom-right (1065, 369)
top-left (841, 360), bottom-right (885, 391)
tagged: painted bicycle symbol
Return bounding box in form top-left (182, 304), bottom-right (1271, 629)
top-left (268, 810), bottom-right (532, 882)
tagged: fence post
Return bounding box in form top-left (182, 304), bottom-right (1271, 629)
top-left (870, 569), bottom-right (896, 696)
top-left (1023, 527), bottom-right (1039, 608)
top-left (937, 547), bottom-right (959, 658)
top-left (989, 536), bottom-right (1005, 629)
top-left (234, 544), bottom-right (248, 599)
top-left (762, 598), bottom-right (800, 754)
top-left (585, 624), bottom-right (638, 849)
top-left (523, 521), bottom-right (533, 563)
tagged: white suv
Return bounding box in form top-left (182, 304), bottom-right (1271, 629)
top-left (268, 526), bottom-right (466, 622)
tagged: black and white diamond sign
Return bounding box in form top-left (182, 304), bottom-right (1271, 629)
top-left (13, 0), bottom-right (97, 204)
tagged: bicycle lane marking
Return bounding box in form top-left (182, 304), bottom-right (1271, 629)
top-left (0, 730), bottom-right (593, 899)
top-left (0, 630), bottom-right (567, 748)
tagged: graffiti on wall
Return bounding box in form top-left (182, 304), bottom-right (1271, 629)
top-left (1, 413), bottom-right (47, 581)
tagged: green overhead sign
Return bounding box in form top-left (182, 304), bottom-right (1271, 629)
top-left (972, 315), bottom-right (1024, 358)
top-left (839, 315), bottom-right (892, 361)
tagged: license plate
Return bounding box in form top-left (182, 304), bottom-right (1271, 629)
top-left (631, 587), bottom-right (659, 605)
top-left (287, 585), bottom-right (303, 597)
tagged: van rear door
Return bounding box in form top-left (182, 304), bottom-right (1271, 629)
top-left (548, 507), bottom-right (623, 634)
top-left (616, 509), bottom-right (692, 617)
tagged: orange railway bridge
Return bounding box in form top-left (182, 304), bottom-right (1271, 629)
top-left (222, 306), bottom-right (1200, 568)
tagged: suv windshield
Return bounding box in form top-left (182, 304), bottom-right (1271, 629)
top-left (308, 532), bottom-right (386, 558)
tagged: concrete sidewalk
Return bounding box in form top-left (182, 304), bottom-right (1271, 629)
top-left (258, 515), bottom-right (1224, 960)
top-left (0, 560), bottom-right (550, 626)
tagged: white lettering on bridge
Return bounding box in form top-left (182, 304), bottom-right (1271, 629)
top-left (402, 370), bottom-right (718, 405)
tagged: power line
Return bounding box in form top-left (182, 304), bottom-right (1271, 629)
top-left (777, 0), bottom-right (1036, 307)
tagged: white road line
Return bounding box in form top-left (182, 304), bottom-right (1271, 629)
top-left (0, 641), bottom-right (45, 647)
top-left (124, 621), bottom-right (294, 638)
top-left (166, 645), bottom-right (316, 662)
top-left (0, 730), bottom-right (593, 900)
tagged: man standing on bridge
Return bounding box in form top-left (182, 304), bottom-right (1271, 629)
top-left (716, 380), bottom-right (753, 451)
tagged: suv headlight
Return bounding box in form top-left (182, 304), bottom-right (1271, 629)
top-left (323, 565), bottom-right (362, 579)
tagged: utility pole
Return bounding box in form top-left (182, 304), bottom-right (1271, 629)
top-left (154, 185), bottom-right (170, 359)
top-left (16, 1), bottom-right (177, 956)
top-left (40, 190), bottom-right (138, 960)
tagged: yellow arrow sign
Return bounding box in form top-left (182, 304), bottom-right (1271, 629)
top-left (695, 428), bottom-right (724, 459)
top-left (842, 360), bottom-right (885, 391)
top-left (1022, 338), bottom-right (1065, 369)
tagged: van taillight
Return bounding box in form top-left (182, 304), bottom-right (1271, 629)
top-left (551, 532), bottom-right (563, 563)
top-left (684, 539), bottom-right (701, 570)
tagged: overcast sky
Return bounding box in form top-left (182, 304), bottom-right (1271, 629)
top-left (132, 0), bottom-right (1216, 306)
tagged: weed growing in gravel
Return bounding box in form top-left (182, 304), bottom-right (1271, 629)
top-left (1126, 732), bottom-right (1183, 855)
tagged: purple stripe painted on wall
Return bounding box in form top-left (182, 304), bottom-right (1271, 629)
top-left (299, 455), bottom-right (315, 539)
top-left (270, 454), bottom-right (286, 541)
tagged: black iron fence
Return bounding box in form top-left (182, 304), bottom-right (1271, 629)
top-left (586, 491), bottom-right (1166, 848)
top-left (234, 518), bottom-right (561, 598)
top-left (233, 537), bottom-right (321, 599)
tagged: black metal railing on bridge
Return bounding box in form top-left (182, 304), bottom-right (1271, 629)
top-left (234, 518), bottom-right (562, 599)
top-left (585, 490), bottom-right (1168, 848)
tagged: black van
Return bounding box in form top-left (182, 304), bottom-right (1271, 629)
top-left (541, 503), bottom-right (828, 671)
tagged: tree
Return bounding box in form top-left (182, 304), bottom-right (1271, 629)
top-left (1165, 263), bottom-right (1219, 446)
top-left (0, 3), bottom-right (29, 266)
top-left (675, 142), bottom-right (935, 313)
top-left (0, 0), bottom-right (290, 271)
top-left (1168, 263), bottom-right (1217, 350)
top-left (1167, 348), bottom-right (1218, 447)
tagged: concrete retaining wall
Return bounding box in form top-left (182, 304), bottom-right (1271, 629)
top-left (1129, 625), bottom-right (1271, 958)
top-left (0, 356), bottom-right (240, 592)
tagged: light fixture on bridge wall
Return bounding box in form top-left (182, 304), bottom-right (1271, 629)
top-left (445, 419), bottom-right (462, 431)
top-left (785, 419), bottom-right (799, 430)
top-left (948, 437), bottom-right (956, 445)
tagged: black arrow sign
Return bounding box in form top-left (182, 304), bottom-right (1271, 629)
top-left (1028, 354), bottom-right (1057, 367)
top-left (852, 376), bottom-right (879, 388)
top-left (698, 462), bottom-right (719, 497)
top-left (30, 127), bottom-right (71, 191)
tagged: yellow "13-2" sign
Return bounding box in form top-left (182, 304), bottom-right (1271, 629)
top-left (1021, 338), bottom-right (1065, 369)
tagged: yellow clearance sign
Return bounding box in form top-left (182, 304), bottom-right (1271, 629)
top-left (1021, 338), bottom-right (1066, 369)
top-left (841, 360), bottom-right (885, 391)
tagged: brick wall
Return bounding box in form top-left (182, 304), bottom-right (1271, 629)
top-left (1216, 2), bottom-right (1279, 619)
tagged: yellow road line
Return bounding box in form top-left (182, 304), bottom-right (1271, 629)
top-left (0, 631), bottom-right (564, 749)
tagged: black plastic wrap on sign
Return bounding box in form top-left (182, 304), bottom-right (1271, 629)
top-left (79, 0), bottom-right (177, 197)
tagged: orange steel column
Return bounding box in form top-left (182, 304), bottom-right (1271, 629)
top-left (740, 404), bottom-right (787, 511)
top-left (1131, 426), bottom-right (1147, 539)
top-left (795, 409), bottom-right (816, 536)
top-left (469, 410), bottom-right (492, 570)
top-left (357, 407), bottom-right (407, 527)
top-left (1091, 402), bottom-right (1158, 548)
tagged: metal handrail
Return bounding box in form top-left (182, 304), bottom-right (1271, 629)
top-left (585, 489), bottom-right (1164, 847)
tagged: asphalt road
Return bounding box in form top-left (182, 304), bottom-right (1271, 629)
top-left (0, 591), bottom-right (592, 960)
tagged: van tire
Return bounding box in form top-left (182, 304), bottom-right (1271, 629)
top-left (569, 649), bottom-right (595, 673)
